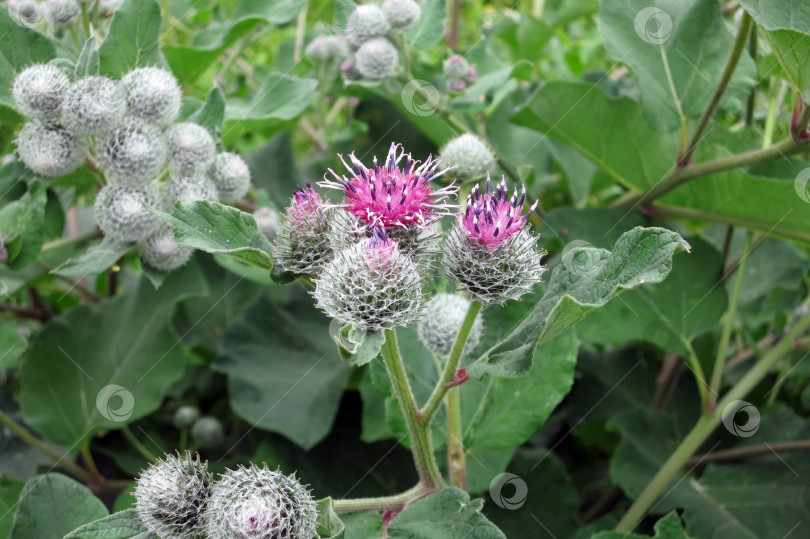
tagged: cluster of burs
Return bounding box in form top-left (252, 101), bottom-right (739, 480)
top-left (11, 63), bottom-right (252, 273)
top-left (7, 0), bottom-right (123, 27)
top-left (133, 451), bottom-right (317, 539)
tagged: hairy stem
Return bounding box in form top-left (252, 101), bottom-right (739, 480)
top-left (445, 387), bottom-right (466, 489)
top-left (332, 484), bottom-right (428, 513)
top-left (709, 230), bottom-right (752, 404)
top-left (615, 308), bottom-right (810, 532)
top-left (678, 12), bottom-right (752, 166)
top-left (0, 409), bottom-right (92, 482)
top-left (382, 329), bottom-right (446, 492)
top-left (421, 301), bottom-right (482, 421)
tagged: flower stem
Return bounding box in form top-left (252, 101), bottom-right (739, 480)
top-left (709, 230), bottom-right (752, 405)
top-left (685, 439), bottom-right (810, 467)
top-left (332, 484), bottom-right (428, 513)
top-left (381, 329), bottom-right (446, 492)
top-left (445, 386), bottom-right (466, 489)
top-left (122, 425), bottom-right (157, 463)
top-left (0, 409), bottom-right (92, 482)
top-left (615, 308), bottom-right (810, 532)
top-left (421, 300), bottom-right (482, 422)
top-left (678, 12), bottom-right (752, 167)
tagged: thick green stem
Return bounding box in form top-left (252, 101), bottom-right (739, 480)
top-left (122, 426), bottom-right (157, 463)
top-left (616, 308), bottom-right (810, 532)
top-left (332, 484), bottom-right (428, 513)
top-left (421, 301), bottom-right (483, 421)
top-left (381, 329), bottom-right (446, 492)
top-left (709, 230), bottom-right (752, 404)
top-left (0, 409), bottom-right (92, 482)
top-left (445, 387), bottom-right (466, 490)
top-left (679, 13), bottom-right (752, 166)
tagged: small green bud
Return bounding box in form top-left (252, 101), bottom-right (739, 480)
top-left (354, 37), bottom-right (399, 80)
top-left (15, 121), bottom-right (85, 177)
top-left (190, 416), bottom-right (224, 448)
top-left (13, 64), bottom-right (70, 121)
top-left (173, 406), bottom-right (200, 429)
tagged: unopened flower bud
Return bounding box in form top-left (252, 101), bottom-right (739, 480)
top-left (94, 183), bottom-right (162, 243)
top-left (345, 4), bottom-right (390, 48)
top-left (8, 0), bottom-right (44, 27)
top-left (305, 35), bottom-right (349, 62)
top-left (418, 293), bottom-right (483, 357)
top-left (98, 118), bottom-right (167, 184)
top-left (139, 225), bottom-right (193, 272)
top-left (13, 64), bottom-right (70, 121)
top-left (443, 54), bottom-right (471, 79)
top-left (254, 207), bottom-right (280, 241)
top-left (443, 176), bottom-right (545, 305)
top-left (44, 0), bottom-right (80, 27)
top-left (439, 133), bottom-right (496, 180)
top-left (16, 121), bottom-right (85, 177)
top-left (190, 416), bottom-right (224, 448)
top-left (314, 229), bottom-right (424, 331)
top-left (167, 123), bottom-right (216, 179)
top-left (273, 183), bottom-right (333, 275)
top-left (173, 406), bottom-right (200, 429)
top-left (133, 451), bottom-right (213, 539)
top-left (448, 78), bottom-right (467, 92)
top-left (202, 464), bottom-right (317, 539)
top-left (382, 0), bottom-right (421, 29)
top-left (355, 37), bottom-right (399, 80)
top-left (61, 76), bottom-right (127, 135)
top-left (209, 152), bottom-right (250, 203)
top-left (121, 67), bottom-right (182, 126)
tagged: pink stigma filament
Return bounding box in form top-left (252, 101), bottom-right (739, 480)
top-left (321, 143), bottom-right (456, 230)
top-left (363, 228), bottom-right (397, 272)
top-left (462, 176), bottom-right (537, 250)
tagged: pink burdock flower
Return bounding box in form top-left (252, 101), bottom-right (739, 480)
top-left (461, 177), bottom-right (537, 250)
top-left (314, 228), bottom-right (424, 331)
top-left (443, 175), bottom-right (546, 305)
top-left (273, 181), bottom-right (334, 275)
top-left (321, 142), bottom-right (456, 231)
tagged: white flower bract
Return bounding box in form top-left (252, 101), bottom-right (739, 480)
top-left (345, 4), bottom-right (390, 48)
top-left (98, 118), bottom-right (167, 184)
top-left (121, 67), bottom-right (182, 126)
top-left (417, 293), bottom-right (483, 357)
top-left (94, 183), bottom-right (163, 243)
top-left (202, 464), bottom-right (317, 539)
top-left (133, 452), bottom-right (213, 539)
top-left (382, 0), bottom-right (421, 29)
top-left (354, 37), bottom-right (399, 80)
top-left (15, 121), bottom-right (85, 177)
top-left (13, 64), bottom-right (70, 121)
top-left (167, 122), bottom-right (216, 179)
top-left (439, 133), bottom-right (496, 181)
top-left (210, 152), bottom-right (251, 203)
top-left (139, 225), bottom-right (193, 272)
top-left (60, 76), bottom-right (127, 135)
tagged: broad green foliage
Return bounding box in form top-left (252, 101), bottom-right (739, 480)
top-left (98, 0), bottom-right (168, 76)
top-left (53, 237), bottom-right (132, 277)
top-left (63, 509), bottom-right (149, 539)
top-left (387, 488), bottom-right (505, 538)
top-left (0, 10), bottom-right (55, 114)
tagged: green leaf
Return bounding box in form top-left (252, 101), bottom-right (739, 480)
top-left (215, 292), bottom-right (352, 450)
top-left (335, 325), bottom-right (385, 367)
top-left (147, 200), bottom-right (274, 270)
top-left (0, 477), bottom-right (23, 538)
top-left (387, 488), bottom-right (505, 538)
top-left (233, 0), bottom-right (311, 24)
top-left (0, 9), bottom-right (55, 114)
top-left (75, 36), bottom-right (100, 78)
top-left (53, 237), bottom-right (133, 278)
top-left (316, 498), bottom-right (345, 539)
top-left (404, 0), bottom-right (445, 49)
top-left (0, 180), bottom-right (47, 269)
top-left (590, 512), bottom-right (690, 539)
top-left (188, 86), bottom-right (226, 144)
top-left (64, 509), bottom-right (150, 539)
top-left (738, 0), bottom-right (810, 98)
top-left (597, 0), bottom-right (755, 132)
top-left (98, 0), bottom-right (168, 77)
top-left (468, 227), bottom-right (689, 379)
top-left (19, 264), bottom-right (208, 446)
top-left (0, 322), bottom-right (27, 369)
top-left (342, 512), bottom-right (383, 538)
top-left (225, 71), bottom-right (317, 133)
top-left (9, 473), bottom-right (108, 539)
top-left (245, 132), bottom-right (301, 208)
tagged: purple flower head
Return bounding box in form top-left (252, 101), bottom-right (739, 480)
top-left (287, 181), bottom-right (324, 226)
top-left (461, 175), bottom-right (537, 251)
top-left (321, 142), bottom-right (457, 231)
